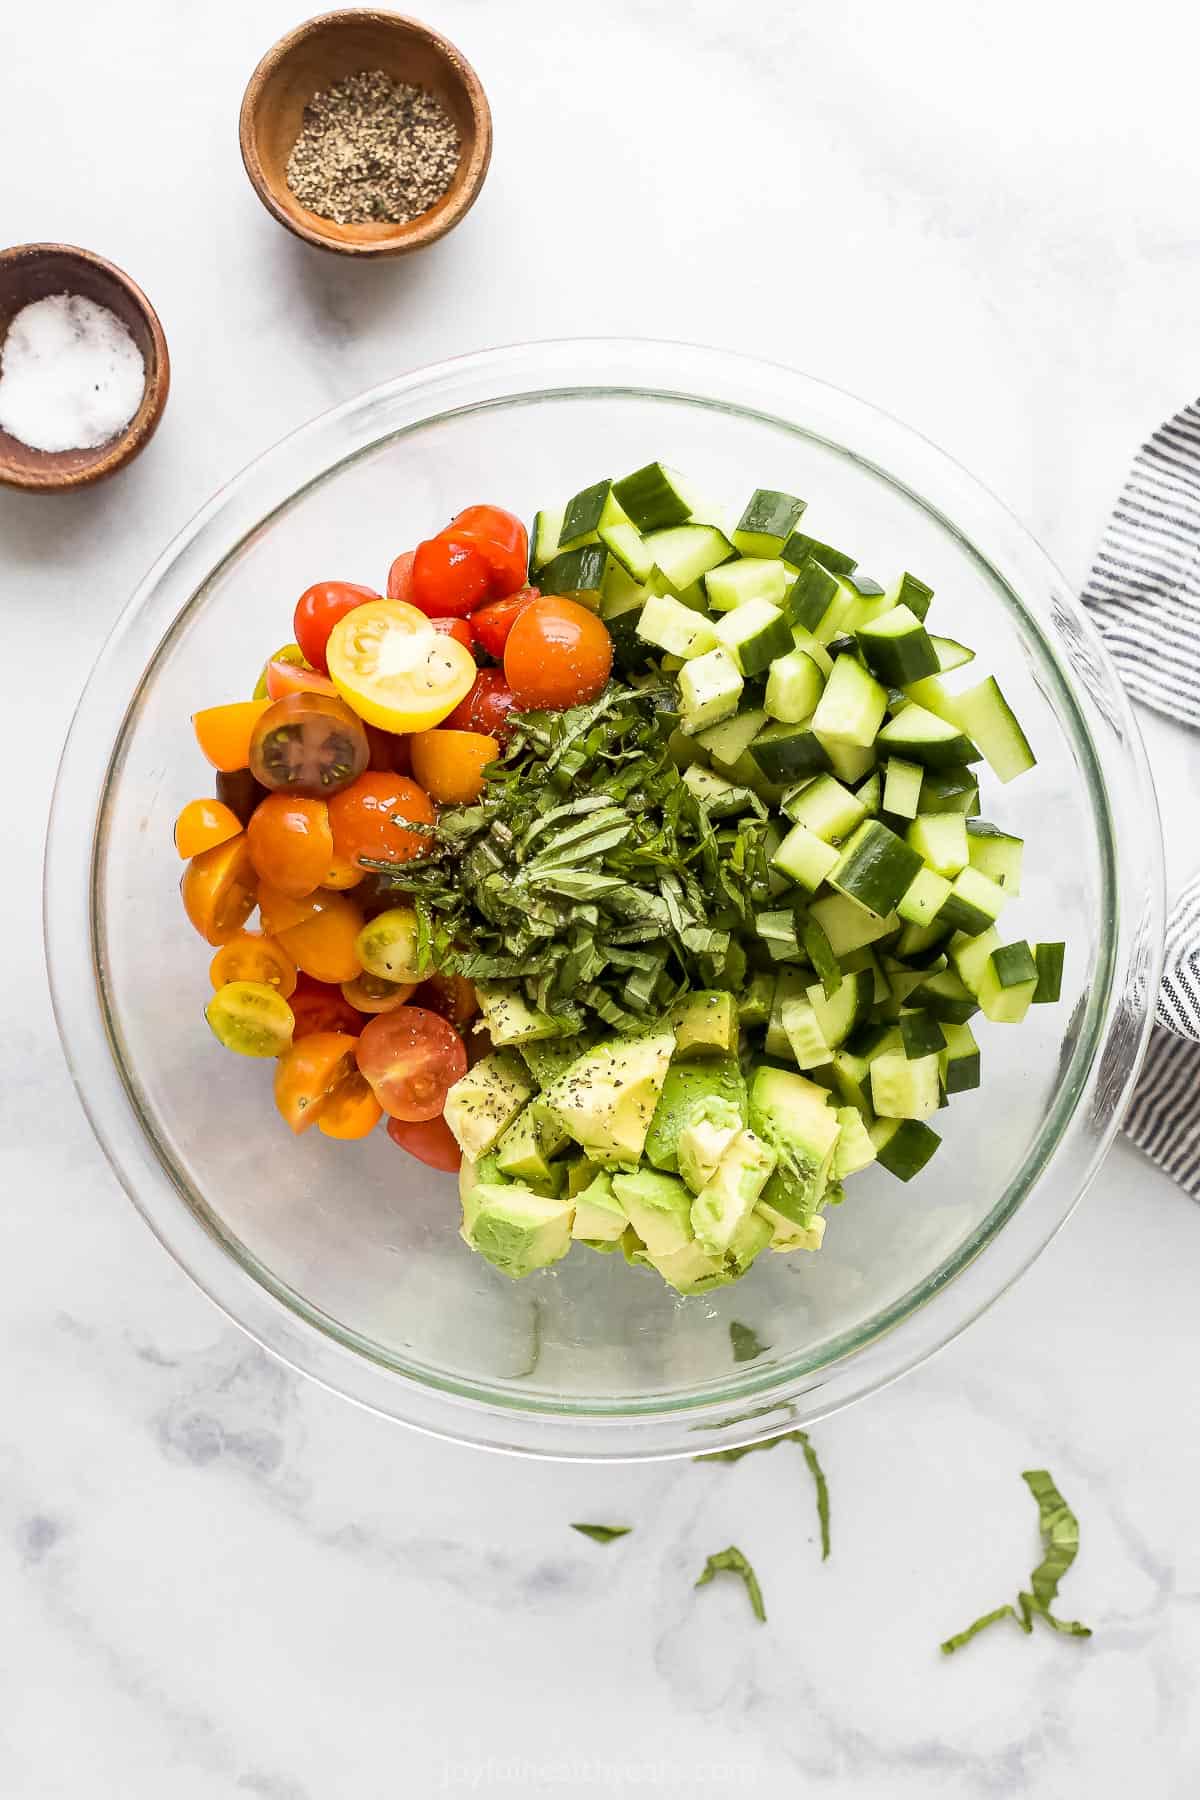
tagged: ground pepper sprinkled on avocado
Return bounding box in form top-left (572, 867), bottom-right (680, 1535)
top-left (285, 69), bottom-right (460, 226)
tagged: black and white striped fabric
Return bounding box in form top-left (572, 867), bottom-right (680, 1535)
top-left (1081, 405), bottom-right (1200, 1198)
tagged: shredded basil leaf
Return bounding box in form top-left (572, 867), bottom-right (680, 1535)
top-left (941, 1469), bottom-right (1092, 1654)
top-left (571, 1523), bottom-right (632, 1544)
top-left (695, 1545), bottom-right (766, 1622)
top-left (729, 1321), bottom-right (769, 1363)
top-left (697, 1429), bottom-right (831, 1560)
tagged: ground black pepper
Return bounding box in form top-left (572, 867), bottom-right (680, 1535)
top-left (286, 69), bottom-right (460, 226)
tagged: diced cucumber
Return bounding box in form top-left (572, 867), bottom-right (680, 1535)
top-left (785, 558), bottom-right (841, 634)
top-left (835, 571), bottom-right (890, 633)
top-left (829, 820), bottom-right (924, 917)
top-left (714, 599), bottom-right (793, 676)
top-left (541, 542), bottom-right (610, 607)
top-left (677, 647), bottom-right (744, 733)
top-left (832, 1047), bottom-right (874, 1117)
top-left (765, 648), bottom-right (825, 723)
top-left (896, 918), bottom-right (951, 962)
top-left (808, 893), bottom-right (900, 956)
top-left (856, 770), bottom-right (882, 816)
top-left (911, 967), bottom-right (979, 1024)
top-left (704, 556), bottom-right (792, 613)
top-left (939, 1021), bottom-right (980, 1094)
top-left (937, 866), bottom-right (1009, 937)
top-left (802, 916), bottom-right (842, 998)
top-left (966, 820), bottom-right (1024, 895)
top-left (783, 772), bottom-right (866, 843)
top-left (560, 479), bottom-right (630, 547)
top-left (847, 1021), bottom-right (902, 1060)
top-left (771, 821), bottom-right (840, 892)
top-left (765, 967), bottom-right (805, 1058)
top-left (756, 909), bottom-right (802, 960)
top-left (697, 706), bottom-right (767, 768)
top-left (1033, 942), bottom-right (1065, 1004)
top-left (600, 558), bottom-right (645, 617)
top-left (882, 957), bottom-right (939, 1014)
top-left (749, 720), bottom-right (832, 783)
top-left (781, 990), bottom-right (832, 1070)
top-left (612, 462), bottom-right (693, 533)
top-left (739, 970), bottom-right (776, 1028)
top-left (931, 635), bottom-right (975, 674)
top-left (906, 814), bottom-right (969, 877)
top-left (870, 1048), bottom-right (941, 1120)
top-left (732, 488), bottom-right (807, 558)
top-left (877, 703), bottom-right (981, 769)
top-left (599, 520), bottom-right (654, 582)
top-left (977, 940), bottom-right (1039, 1023)
top-left (949, 927), bottom-right (1002, 995)
top-left (855, 604), bottom-right (939, 686)
top-left (682, 764), bottom-right (758, 819)
top-left (919, 767), bottom-right (980, 815)
top-left (782, 532), bottom-right (857, 576)
top-left (808, 969), bottom-right (873, 1048)
top-left (637, 592), bottom-right (718, 659)
top-left (897, 865), bottom-right (952, 926)
top-left (834, 1106), bottom-right (878, 1178)
top-left (791, 623), bottom-right (834, 678)
top-left (810, 655), bottom-right (888, 748)
top-left (871, 1116), bottom-right (941, 1180)
top-left (530, 504), bottom-right (565, 572)
top-left (940, 677), bottom-right (1036, 784)
top-left (842, 945), bottom-right (889, 1003)
top-left (882, 757), bottom-right (924, 820)
top-left (645, 524), bottom-right (734, 591)
top-left (817, 737), bottom-right (877, 785)
top-left (899, 1008), bottom-right (946, 1060)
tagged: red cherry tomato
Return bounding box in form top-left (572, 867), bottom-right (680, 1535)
top-left (387, 1113), bottom-right (462, 1172)
top-left (294, 581), bottom-right (379, 674)
top-left (355, 1007), bottom-right (468, 1121)
top-left (444, 668), bottom-right (519, 740)
top-left (289, 973), bottom-right (363, 1038)
top-left (471, 587), bottom-right (538, 659)
top-left (430, 616), bottom-right (475, 652)
top-left (386, 551), bottom-right (414, 603)
top-left (444, 506), bottom-right (529, 599)
top-left (363, 724), bottom-right (411, 775)
top-left (327, 772), bottom-right (436, 866)
top-left (503, 597), bottom-right (613, 710)
top-left (410, 537), bottom-right (492, 619)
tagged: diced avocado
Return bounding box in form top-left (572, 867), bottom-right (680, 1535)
top-left (748, 1064), bottom-right (841, 1227)
top-left (476, 981), bottom-right (563, 1047)
top-left (669, 989), bottom-right (739, 1057)
top-left (458, 1152), bottom-right (507, 1210)
top-left (641, 1239), bottom-right (733, 1295)
top-left (565, 1155), bottom-right (602, 1197)
top-left (611, 1168), bottom-right (695, 1256)
top-left (756, 1201), bottom-right (827, 1253)
top-left (726, 1206), bottom-right (773, 1275)
top-left (459, 1182), bottom-right (574, 1279)
top-left (643, 1055), bottom-right (747, 1173)
top-left (541, 1028), bottom-right (675, 1163)
top-left (495, 1101), bottom-right (569, 1185)
top-left (519, 1034), bottom-right (592, 1090)
top-left (570, 1171), bottom-right (629, 1245)
top-left (677, 1095), bottom-right (743, 1195)
top-left (692, 1129), bottom-right (778, 1256)
top-left (833, 1106), bottom-right (877, 1179)
top-left (444, 1051), bottom-right (536, 1161)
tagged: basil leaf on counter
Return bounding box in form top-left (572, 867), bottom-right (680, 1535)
top-left (571, 1523), bottom-right (632, 1544)
top-left (696, 1428), bottom-right (831, 1560)
top-left (941, 1468), bottom-right (1092, 1654)
top-left (729, 1321), bottom-right (769, 1363)
top-left (695, 1545), bottom-right (766, 1622)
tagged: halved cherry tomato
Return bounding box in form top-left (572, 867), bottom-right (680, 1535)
top-left (322, 853), bottom-right (365, 890)
top-left (216, 767), bottom-right (268, 826)
top-left (181, 834), bottom-right (257, 946)
top-left (174, 798), bottom-right (243, 860)
top-left (253, 643), bottom-right (307, 700)
top-left (430, 616), bottom-right (475, 652)
top-left (355, 1007), bottom-right (468, 1121)
top-left (414, 972), bottom-right (479, 1030)
top-left (293, 581), bottom-right (379, 674)
top-left (257, 883), bottom-right (321, 937)
top-left (264, 659), bottom-right (338, 702)
top-left (274, 1031), bottom-right (360, 1133)
top-left (317, 1071), bottom-right (384, 1140)
top-left (355, 907), bottom-right (423, 983)
top-left (387, 1112), bottom-right (462, 1172)
top-left (386, 551), bottom-right (415, 603)
top-left (470, 587), bottom-right (538, 659)
top-left (289, 973), bottom-right (363, 1038)
top-left (409, 730), bottom-right (498, 804)
top-left (206, 981), bottom-right (295, 1059)
top-left (410, 537), bottom-right (493, 618)
top-left (209, 929), bottom-right (298, 998)
top-left (277, 891), bottom-right (364, 984)
top-left (341, 971), bottom-right (417, 1013)
top-left (193, 700), bottom-right (272, 773)
top-left (326, 600), bottom-right (476, 734)
top-left (444, 506), bottom-right (529, 599)
top-left (246, 794), bottom-right (334, 898)
top-left (328, 772), bottom-right (436, 868)
top-left (363, 723), bottom-right (410, 775)
top-left (504, 597), bottom-right (613, 710)
top-left (443, 668), bottom-right (519, 741)
top-left (249, 693), bottom-right (369, 797)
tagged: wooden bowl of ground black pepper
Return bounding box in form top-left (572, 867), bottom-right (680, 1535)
top-left (239, 10), bottom-right (491, 257)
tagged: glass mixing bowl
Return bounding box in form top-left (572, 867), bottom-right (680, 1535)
top-left (46, 340), bottom-right (1163, 1459)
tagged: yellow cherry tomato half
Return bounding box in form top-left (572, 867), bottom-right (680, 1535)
top-left (193, 700), bottom-right (272, 772)
top-left (174, 798), bottom-right (244, 860)
top-left (205, 981), bottom-right (295, 1058)
top-left (326, 599), bottom-right (476, 734)
top-left (354, 906), bottom-right (423, 984)
top-left (209, 930), bottom-right (298, 999)
top-left (409, 729), bottom-right (498, 804)
top-left (181, 834), bottom-right (257, 946)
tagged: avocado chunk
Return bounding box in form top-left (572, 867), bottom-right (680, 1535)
top-left (476, 981), bottom-right (565, 1047)
top-left (444, 1050), bottom-right (536, 1161)
top-left (726, 1205), bottom-right (773, 1274)
top-left (459, 1180), bottom-right (574, 1279)
top-left (542, 1028), bottom-right (675, 1163)
top-left (691, 1129), bottom-right (778, 1256)
top-left (677, 1095), bottom-right (743, 1194)
top-left (495, 1101), bottom-right (569, 1185)
top-left (755, 1201), bottom-right (827, 1253)
top-left (833, 1106), bottom-right (877, 1180)
top-left (566, 1155), bottom-right (603, 1197)
top-left (644, 1055), bottom-right (747, 1174)
top-left (748, 1064), bottom-right (841, 1228)
top-left (669, 989), bottom-right (739, 1058)
top-left (639, 1239), bottom-right (733, 1296)
top-left (570, 1171), bottom-right (629, 1246)
top-left (611, 1168), bottom-right (694, 1256)
top-left (520, 1034), bottom-right (593, 1090)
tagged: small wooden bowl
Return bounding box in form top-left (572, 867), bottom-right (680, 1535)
top-left (239, 10), bottom-right (492, 258)
top-left (0, 245), bottom-right (169, 494)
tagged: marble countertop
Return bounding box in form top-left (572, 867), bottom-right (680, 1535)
top-left (5, 1), bottom-right (1200, 1793)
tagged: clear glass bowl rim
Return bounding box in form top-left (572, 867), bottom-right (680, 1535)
top-left (44, 338), bottom-right (1164, 1461)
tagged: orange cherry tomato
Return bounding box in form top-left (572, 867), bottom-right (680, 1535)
top-left (387, 1112), bottom-right (462, 1172)
top-left (386, 551), bottom-right (415, 603)
top-left (174, 798), bottom-right (243, 860)
top-left (265, 659), bottom-right (339, 702)
top-left (323, 853), bottom-right (365, 891)
top-left (294, 580), bottom-right (379, 674)
top-left (274, 1031), bottom-right (360, 1133)
top-left (257, 883), bottom-right (321, 936)
top-left (414, 973), bottom-right (479, 1030)
top-left (193, 700), bottom-right (272, 773)
top-left (181, 834), bottom-right (257, 946)
top-left (410, 536), bottom-right (493, 618)
top-left (276, 891), bottom-right (364, 984)
top-left (327, 772), bottom-right (436, 868)
top-left (430, 616), bottom-right (476, 652)
top-left (409, 729), bottom-right (498, 804)
top-left (289, 973), bottom-right (363, 1038)
top-left (504, 597), bottom-right (613, 710)
top-left (470, 587), bottom-right (538, 658)
top-left (249, 693), bottom-right (370, 797)
top-left (355, 1006), bottom-right (468, 1122)
top-left (209, 929), bottom-right (298, 998)
top-left (341, 972), bottom-right (417, 1013)
top-left (444, 669), bottom-right (518, 741)
top-left (317, 1071), bottom-right (384, 1140)
top-left (246, 794), bottom-right (334, 898)
top-left (445, 505), bottom-right (529, 598)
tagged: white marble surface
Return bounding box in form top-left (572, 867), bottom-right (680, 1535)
top-left (4, 1), bottom-right (1200, 1793)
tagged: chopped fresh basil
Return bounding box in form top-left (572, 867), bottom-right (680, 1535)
top-left (729, 1321), bottom-right (769, 1363)
top-left (571, 1523), bottom-right (632, 1544)
top-left (696, 1429), bottom-right (831, 1559)
top-left (695, 1545), bottom-right (766, 1622)
top-left (941, 1468), bottom-right (1092, 1654)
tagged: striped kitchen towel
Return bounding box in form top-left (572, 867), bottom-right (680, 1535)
top-left (1082, 403), bottom-right (1200, 1198)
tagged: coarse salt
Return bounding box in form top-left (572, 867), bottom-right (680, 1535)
top-left (0, 292), bottom-right (145, 454)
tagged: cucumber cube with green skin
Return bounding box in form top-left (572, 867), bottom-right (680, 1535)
top-left (599, 520), bottom-right (654, 582)
top-left (870, 1116), bottom-right (941, 1180)
top-left (829, 820), bottom-right (924, 917)
top-left (765, 967), bottom-right (807, 1058)
top-left (882, 757), bottom-right (925, 820)
top-left (855, 604), bottom-right (939, 687)
top-left (781, 532), bottom-right (857, 576)
top-left (713, 599), bottom-right (793, 676)
top-left (681, 764), bottom-right (758, 819)
top-left (833, 1105), bottom-right (877, 1178)
top-left (756, 909), bottom-right (803, 959)
top-left (749, 720), bottom-right (833, 782)
top-left (782, 772), bottom-right (866, 842)
top-left (678, 647), bottom-right (744, 733)
top-left (870, 1047), bottom-right (942, 1120)
top-left (842, 945), bottom-right (889, 1002)
top-left (705, 557), bottom-right (793, 613)
top-left (802, 916), bottom-right (842, 999)
top-left (530, 505), bottom-right (565, 572)
top-left (910, 968), bottom-right (979, 1024)
top-left (940, 676), bottom-right (1036, 784)
top-left (831, 1048), bottom-right (874, 1117)
top-left (977, 940), bottom-right (1039, 1022)
top-left (939, 1021), bottom-right (981, 1094)
top-left (637, 592), bottom-right (719, 660)
top-left (896, 918), bottom-right (951, 962)
top-left (732, 488), bottom-right (807, 558)
top-left (785, 558), bottom-right (842, 633)
top-left (780, 993), bottom-right (831, 1070)
top-left (810, 655), bottom-right (888, 748)
top-left (966, 820), bottom-right (1024, 895)
top-left (884, 572), bottom-right (934, 621)
top-left (898, 865), bottom-right (953, 927)
top-left (907, 813), bottom-right (970, 876)
top-left (771, 821), bottom-right (840, 892)
top-left (878, 703), bottom-right (981, 769)
top-left (937, 865), bottom-right (1009, 936)
top-left (612, 462), bottom-right (693, 533)
top-left (899, 1009), bottom-right (947, 1060)
top-left (644, 524), bottom-right (734, 590)
top-left (856, 769), bottom-right (882, 816)
top-left (559, 478), bottom-right (629, 547)
top-left (1033, 942), bottom-right (1066, 1004)
top-left (919, 767), bottom-right (980, 815)
top-left (931, 635), bottom-right (975, 673)
top-left (807, 969), bottom-right (873, 1049)
top-left (949, 926), bottom-right (1002, 995)
top-left (808, 892), bottom-right (901, 956)
top-left (696, 706), bottom-right (767, 768)
top-left (765, 648), bottom-right (825, 723)
top-left (791, 622), bottom-right (835, 678)
top-left (540, 543), bottom-right (610, 607)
